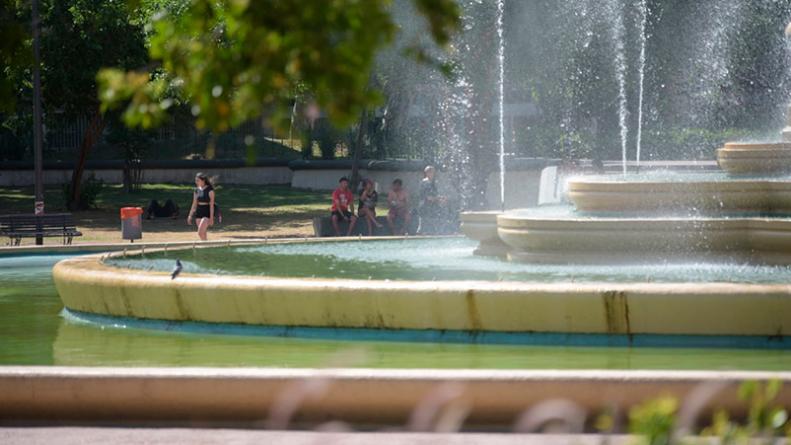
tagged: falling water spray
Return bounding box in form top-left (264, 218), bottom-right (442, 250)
top-left (496, 0), bottom-right (506, 208)
top-left (635, 0), bottom-right (648, 169)
top-left (609, 0), bottom-right (629, 174)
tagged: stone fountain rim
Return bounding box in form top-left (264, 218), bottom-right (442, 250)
top-left (50, 239), bottom-right (791, 341)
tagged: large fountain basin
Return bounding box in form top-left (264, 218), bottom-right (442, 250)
top-left (717, 142), bottom-right (791, 175)
top-left (567, 174), bottom-right (791, 214)
top-left (51, 240), bottom-right (791, 345)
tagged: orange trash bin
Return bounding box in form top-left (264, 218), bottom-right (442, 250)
top-left (120, 207), bottom-right (143, 242)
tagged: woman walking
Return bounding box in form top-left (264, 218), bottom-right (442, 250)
top-left (187, 172), bottom-right (215, 240)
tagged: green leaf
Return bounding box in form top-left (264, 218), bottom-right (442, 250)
top-left (771, 409), bottom-right (788, 430)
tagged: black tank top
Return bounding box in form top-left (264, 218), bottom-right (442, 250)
top-left (360, 190), bottom-right (378, 209)
top-left (196, 185), bottom-right (213, 203)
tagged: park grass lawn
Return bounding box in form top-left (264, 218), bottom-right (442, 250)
top-left (0, 183), bottom-right (331, 244)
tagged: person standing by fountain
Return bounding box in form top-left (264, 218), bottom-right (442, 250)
top-left (358, 178), bottom-right (382, 236)
top-left (386, 178), bottom-right (411, 235)
top-left (418, 166), bottom-right (448, 234)
top-left (331, 177), bottom-right (358, 236)
top-left (187, 173), bottom-right (216, 241)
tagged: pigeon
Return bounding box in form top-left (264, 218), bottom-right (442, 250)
top-left (171, 259), bottom-right (183, 280)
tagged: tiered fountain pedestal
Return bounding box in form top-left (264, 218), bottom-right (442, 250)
top-left (566, 175), bottom-right (791, 214)
top-left (481, 172), bottom-right (791, 264)
top-left (717, 142), bottom-right (791, 175)
top-left (459, 211), bottom-right (508, 256)
top-left (497, 213), bottom-right (791, 264)
top-left (462, 174), bottom-right (791, 262)
top-left (717, 105), bottom-right (791, 174)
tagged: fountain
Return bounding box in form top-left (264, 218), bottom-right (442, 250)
top-left (53, 116), bottom-right (791, 346)
top-left (52, 83), bottom-right (791, 349)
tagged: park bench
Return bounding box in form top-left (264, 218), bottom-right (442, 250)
top-left (0, 213), bottom-right (82, 246)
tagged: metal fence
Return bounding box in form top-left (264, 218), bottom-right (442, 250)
top-left (0, 113), bottom-right (298, 162)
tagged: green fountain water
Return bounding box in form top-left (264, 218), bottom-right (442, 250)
top-left (105, 238), bottom-right (791, 284)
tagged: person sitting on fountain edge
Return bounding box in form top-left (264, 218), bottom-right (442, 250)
top-left (387, 178), bottom-right (411, 235)
top-left (358, 178), bottom-right (383, 236)
top-left (331, 177), bottom-right (358, 236)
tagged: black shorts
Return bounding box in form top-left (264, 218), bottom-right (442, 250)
top-left (358, 205), bottom-right (375, 217)
top-left (195, 205), bottom-right (211, 219)
top-left (332, 209), bottom-right (353, 219)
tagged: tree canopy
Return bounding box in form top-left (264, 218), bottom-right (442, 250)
top-left (2, 0), bottom-right (150, 119)
top-left (0, 0), bottom-right (29, 114)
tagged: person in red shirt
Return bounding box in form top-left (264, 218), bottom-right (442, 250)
top-left (331, 177), bottom-right (358, 236)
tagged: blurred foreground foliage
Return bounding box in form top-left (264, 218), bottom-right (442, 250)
top-left (99, 0), bottom-right (461, 133)
top-left (620, 380), bottom-right (791, 445)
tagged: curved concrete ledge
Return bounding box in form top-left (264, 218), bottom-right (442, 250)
top-left (460, 211), bottom-right (510, 256)
top-left (2, 367), bottom-right (790, 426)
top-left (52, 244), bottom-right (791, 340)
top-left (567, 177), bottom-right (791, 214)
top-left (717, 142), bottom-right (791, 175)
top-left (0, 429), bottom-right (635, 445)
top-left (497, 214), bottom-right (791, 265)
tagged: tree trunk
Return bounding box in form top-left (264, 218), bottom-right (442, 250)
top-left (68, 111), bottom-right (105, 211)
top-left (349, 108), bottom-right (367, 194)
